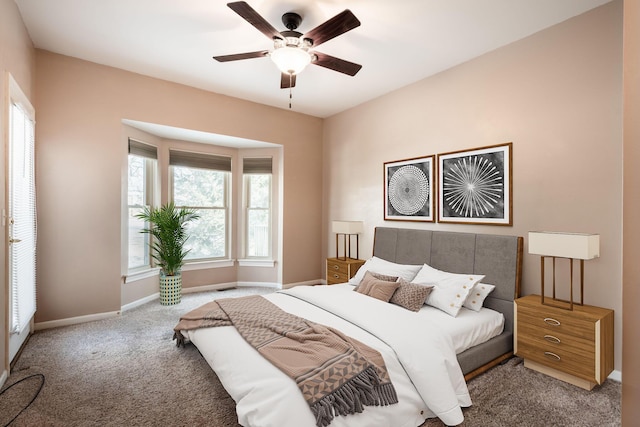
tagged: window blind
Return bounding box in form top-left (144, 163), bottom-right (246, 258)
top-left (243, 157), bottom-right (273, 174)
top-left (128, 138), bottom-right (158, 159)
top-left (169, 150), bottom-right (231, 172)
top-left (9, 101), bottom-right (37, 335)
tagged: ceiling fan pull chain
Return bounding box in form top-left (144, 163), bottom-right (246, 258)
top-left (289, 74), bottom-right (293, 109)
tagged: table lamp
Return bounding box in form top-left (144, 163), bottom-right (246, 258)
top-left (528, 231), bottom-right (600, 310)
top-left (332, 221), bottom-right (364, 260)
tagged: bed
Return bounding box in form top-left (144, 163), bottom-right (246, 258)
top-left (178, 227), bottom-right (523, 427)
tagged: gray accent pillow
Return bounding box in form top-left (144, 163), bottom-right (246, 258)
top-left (389, 278), bottom-right (434, 312)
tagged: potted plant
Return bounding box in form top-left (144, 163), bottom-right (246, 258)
top-left (136, 202), bottom-right (200, 305)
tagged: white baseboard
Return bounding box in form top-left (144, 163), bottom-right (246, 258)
top-left (182, 282), bottom-right (238, 293)
top-left (35, 310), bottom-right (121, 331)
top-left (608, 369), bottom-right (622, 382)
top-left (0, 369), bottom-right (7, 388)
top-left (122, 282), bottom-right (278, 310)
top-left (121, 293), bottom-right (159, 312)
top-left (237, 281), bottom-right (281, 289)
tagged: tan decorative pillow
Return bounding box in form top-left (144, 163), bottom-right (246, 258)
top-left (390, 278), bottom-right (434, 312)
top-left (353, 270), bottom-right (398, 292)
top-left (355, 271), bottom-right (400, 302)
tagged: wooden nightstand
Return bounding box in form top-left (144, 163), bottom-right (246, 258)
top-left (326, 258), bottom-right (365, 285)
top-left (514, 295), bottom-right (614, 390)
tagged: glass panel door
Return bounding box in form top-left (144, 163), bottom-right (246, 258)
top-left (7, 76), bottom-right (36, 363)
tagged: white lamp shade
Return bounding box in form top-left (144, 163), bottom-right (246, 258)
top-left (332, 221), bottom-right (364, 234)
top-left (270, 47), bottom-right (311, 74)
top-left (528, 231), bottom-right (600, 260)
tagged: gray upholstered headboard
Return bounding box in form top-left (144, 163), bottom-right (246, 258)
top-left (373, 227), bottom-right (523, 375)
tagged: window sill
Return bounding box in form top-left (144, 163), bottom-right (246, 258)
top-left (125, 268), bottom-right (160, 284)
top-left (237, 259), bottom-right (276, 267)
top-left (126, 260), bottom-right (235, 280)
top-left (182, 259), bottom-right (235, 271)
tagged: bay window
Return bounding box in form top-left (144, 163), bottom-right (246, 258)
top-left (127, 139), bottom-right (157, 272)
top-left (170, 150), bottom-right (231, 261)
top-left (243, 157), bottom-right (273, 258)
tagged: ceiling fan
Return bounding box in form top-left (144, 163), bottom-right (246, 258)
top-left (214, 1), bottom-right (362, 90)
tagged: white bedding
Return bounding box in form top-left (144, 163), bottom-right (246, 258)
top-left (415, 303), bottom-right (504, 355)
top-left (186, 284), bottom-right (502, 427)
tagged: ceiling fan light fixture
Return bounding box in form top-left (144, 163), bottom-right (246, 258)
top-left (215, 2), bottom-right (362, 93)
top-left (270, 46), bottom-right (312, 75)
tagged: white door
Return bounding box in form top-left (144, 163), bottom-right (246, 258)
top-left (7, 74), bottom-right (37, 362)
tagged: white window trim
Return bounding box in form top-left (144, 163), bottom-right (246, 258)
top-left (124, 267), bottom-right (161, 284)
top-left (237, 259), bottom-right (276, 267)
top-left (242, 163), bottom-right (273, 260)
top-left (127, 155), bottom-right (156, 272)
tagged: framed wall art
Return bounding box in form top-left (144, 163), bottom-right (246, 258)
top-left (437, 142), bottom-right (512, 225)
top-left (384, 155), bottom-right (434, 222)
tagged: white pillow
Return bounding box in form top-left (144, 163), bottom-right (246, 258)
top-left (412, 263), bottom-right (485, 317)
top-left (463, 283), bottom-right (496, 312)
top-left (349, 257), bottom-right (422, 286)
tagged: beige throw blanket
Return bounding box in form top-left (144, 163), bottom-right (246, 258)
top-left (173, 295), bottom-right (398, 427)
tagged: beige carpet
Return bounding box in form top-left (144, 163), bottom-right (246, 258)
top-left (1, 287), bottom-right (620, 426)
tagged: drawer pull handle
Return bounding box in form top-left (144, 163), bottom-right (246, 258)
top-left (332, 265), bottom-right (339, 270)
top-left (543, 317), bottom-right (561, 326)
top-left (544, 335), bottom-right (561, 344)
top-left (544, 351), bottom-right (561, 361)
top-left (333, 274), bottom-right (340, 279)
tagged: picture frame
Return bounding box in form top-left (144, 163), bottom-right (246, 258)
top-left (384, 155), bottom-right (435, 222)
top-left (437, 142), bottom-right (512, 225)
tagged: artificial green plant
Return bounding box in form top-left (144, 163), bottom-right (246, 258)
top-left (136, 202), bottom-right (200, 276)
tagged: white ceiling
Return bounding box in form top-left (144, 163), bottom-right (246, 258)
top-left (16, 0), bottom-right (610, 120)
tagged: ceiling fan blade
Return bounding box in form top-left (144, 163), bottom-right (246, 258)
top-left (213, 50), bottom-right (269, 62)
top-left (312, 52), bottom-right (362, 76)
top-left (227, 2), bottom-right (282, 41)
top-left (302, 10), bottom-right (360, 47)
top-left (280, 73), bottom-right (296, 89)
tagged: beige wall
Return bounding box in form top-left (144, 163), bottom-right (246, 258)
top-left (622, 0), bottom-right (640, 422)
top-left (34, 50), bottom-right (323, 323)
top-left (3, 1), bottom-right (636, 420)
top-left (324, 1), bottom-right (623, 371)
top-left (1, 0), bottom-right (35, 374)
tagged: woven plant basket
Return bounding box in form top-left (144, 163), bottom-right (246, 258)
top-left (159, 273), bottom-right (182, 306)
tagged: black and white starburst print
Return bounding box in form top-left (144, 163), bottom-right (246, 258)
top-left (442, 153), bottom-right (505, 218)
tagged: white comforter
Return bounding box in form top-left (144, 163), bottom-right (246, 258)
top-left (187, 285), bottom-right (472, 427)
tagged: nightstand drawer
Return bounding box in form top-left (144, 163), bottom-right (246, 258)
top-left (328, 271), bottom-right (349, 283)
top-left (517, 322), bottom-right (595, 356)
top-left (517, 338), bottom-right (595, 381)
top-left (517, 309), bottom-right (594, 341)
top-left (326, 258), bottom-right (365, 285)
top-left (327, 261), bottom-right (349, 275)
